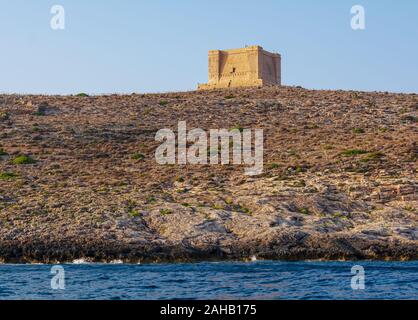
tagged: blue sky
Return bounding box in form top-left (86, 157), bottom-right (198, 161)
top-left (1, 0), bottom-right (417, 94)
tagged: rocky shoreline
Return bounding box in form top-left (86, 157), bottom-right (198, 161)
top-left (0, 86), bottom-right (417, 263)
top-left (0, 236), bottom-right (417, 264)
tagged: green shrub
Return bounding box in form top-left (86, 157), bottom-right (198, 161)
top-left (298, 208), bottom-right (310, 215)
top-left (224, 95), bottom-right (235, 99)
top-left (158, 101), bottom-right (169, 106)
top-left (129, 210), bottom-right (141, 218)
top-left (233, 204), bottom-right (252, 215)
top-left (269, 163), bottom-right (280, 169)
top-left (146, 197), bottom-right (157, 204)
top-left (12, 155), bottom-right (37, 165)
top-left (0, 172), bottom-right (17, 180)
top-left (352, 128), bottom-right (365, 134)
top-left (76, 93), bottom-right (89, 97)
top-left (241, 206), bottom-right (252, 215)
top-left (0, 112), bottom-right (9, 121)
top-left (360, 152), bottom-right (385, 162)
top-left (307, 123), bottom-right (319, 129)
top-left (225, 198), bottom-right (234, 205)
top-left (295, 166), bottom-right (304, 173)
top-left (229, 125), bottom-right (244, 132)
top-left (404, 205), bottom-right (416, 213)
top-left (340, 149), bottom-right (368, 157)
top-left (131, 153), bottom-right (145, 160)
top-left (401, 115), bottom-right (417, 123)
top-left (160, 209), bottom-right (172, 215)
top-left (333, 212), bottom-right (343, 218)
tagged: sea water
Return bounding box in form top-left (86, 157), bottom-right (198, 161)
top-left (0, 261), bottom-right (416, 300)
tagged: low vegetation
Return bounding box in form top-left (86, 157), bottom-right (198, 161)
top-left (12, 155), bottom-right (37, 165)
top-left (131, 153), bottom-right (145, 160)
top-left (75, 93), bottom-right (89, 97)
top-left (0, 172), bottom-right (18, 180)
top-left (352, 128), bottom-right (365, 134)
top-left (360, 152), bottom-right (385, 162)
top-left (0, 112), bottom-right (9, 121)
top-left (340, 149), bottom-right (368, 157)
top-left (160, 209), bottom-right (173, 215)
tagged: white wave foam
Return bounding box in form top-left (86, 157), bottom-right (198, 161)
top-left (110, 259), bottom-right (123, 264)
top-left (72, 258), bottom-right (89, 264)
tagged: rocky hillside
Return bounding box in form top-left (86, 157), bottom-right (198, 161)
top-left (0, 86), bottom-right (417, 263)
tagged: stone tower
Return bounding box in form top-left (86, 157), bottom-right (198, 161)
top-left (198, 46), bottom-right (281, 90)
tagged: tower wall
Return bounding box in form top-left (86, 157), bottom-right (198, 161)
top-left (198, 46), bottom-right (281, 90)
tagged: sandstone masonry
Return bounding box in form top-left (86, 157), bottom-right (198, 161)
top-left (198, 45), bottom-right (281, 90)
